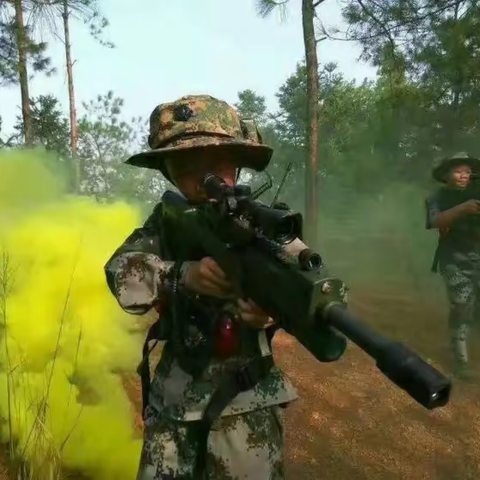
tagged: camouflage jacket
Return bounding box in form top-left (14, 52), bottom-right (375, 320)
top-left (105, 201), bottom-right (298, 422)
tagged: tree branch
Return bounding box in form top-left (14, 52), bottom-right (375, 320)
top-left (356, 0), bottom-right (397, 55)
top-left (52, 30), bottom-right (65, 45)
top-left (347, 0), bottom-right (467, 43)
top-left (256, 0), bottom-right (289, 18)
top-left (313, 0), bottom-right (457, 52)
top-left (1, 133), bottom-right (18, 147)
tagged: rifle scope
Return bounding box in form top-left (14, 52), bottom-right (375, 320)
top-left (203, 174), bottom-right (302, 244)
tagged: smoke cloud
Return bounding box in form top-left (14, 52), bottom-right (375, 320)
top-left (0, 149), bottom-right (144, 479)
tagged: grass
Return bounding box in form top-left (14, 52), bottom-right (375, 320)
top-left (0, 250), bottom-right (85, 480)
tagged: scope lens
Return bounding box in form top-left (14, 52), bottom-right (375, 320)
top-left (275, 218), bottom-right (295, 243)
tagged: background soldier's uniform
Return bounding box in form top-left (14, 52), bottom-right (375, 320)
top-left (427, 152), bottom-right (480, 377)
top-left (104, 95), bottom-right (298, 479)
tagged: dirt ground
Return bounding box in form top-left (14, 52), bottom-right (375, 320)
top-left (120, 287), bottom-right (480, 480)
top-left (2, 288), bottom-right (480, 479)
top-left (0, 451), bottom-right (10, 480)
top-left (277, 333), bottom-right (480, 480)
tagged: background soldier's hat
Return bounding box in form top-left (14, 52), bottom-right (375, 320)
top-left (126, 94), bottom-right (273, 182)
top-left (432, 152), bottom-right (480, 183)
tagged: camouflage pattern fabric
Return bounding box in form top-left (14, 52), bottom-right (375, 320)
top-left (137, 404), bottom-right (285, 480)
top-left (125, 95), bottom-right (273, 181)
top-left (147, 340), bottom-right (297, 422)
top-left (439, 250), bottom-right (480, 367)
top-left (146, 96), bottom-right (261, 150)
top-left (106, 94), bottom-right (298, 478)
top-left (105, 198), bottom-right (298, 478)
top-left (104, 214), bottom-right (298, 421)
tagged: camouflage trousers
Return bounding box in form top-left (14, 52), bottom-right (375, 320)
top-left (440, 250), bottom-right (480, 366)
top-left (136, 404), bottom-right (285, 480)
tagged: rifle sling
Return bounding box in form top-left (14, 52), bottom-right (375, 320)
top-left (193, 354), bottom-right (274, 479)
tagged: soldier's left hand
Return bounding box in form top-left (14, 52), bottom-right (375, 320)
top-left (237, 298), bottom-right (275, 329)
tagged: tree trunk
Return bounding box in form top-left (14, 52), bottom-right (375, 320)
top-left (302, 0), bottom-right (319, 247)
top-left (452, 2), bottom-right (461, 122)
top-left (13, 0), bottom-right (33, 146)
top-left (62, 1), bottom-right (80, 192)
top-left (448, 2), bottom-right (461, 151)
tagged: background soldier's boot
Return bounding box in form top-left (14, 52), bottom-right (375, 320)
top-left (450, 323), bottom-right (472, 380)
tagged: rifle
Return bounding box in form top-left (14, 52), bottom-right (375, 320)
top-left (162, 174), bottom-right (451, 410)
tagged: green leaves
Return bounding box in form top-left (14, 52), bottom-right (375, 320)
top-left (0, 16), bottom-right (53, 86)
top-left (235, 89), bottom-right (268, 126)
top-left (76, 91), bottom-right (164, 204)
top-left (29, 0), bottom-right (113, 47)
top-left (337, 0), bottom-right (480, 180)
top-left (19, 94), bottom-right (70, 155)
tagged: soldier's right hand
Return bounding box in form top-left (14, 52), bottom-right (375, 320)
top-left (184, 257), bottom-right (234, 298)
top-left (461, 199), bottom-right (480, 215)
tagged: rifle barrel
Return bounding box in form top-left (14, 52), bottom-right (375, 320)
top-left (323, 304), bottom-right (451, 410)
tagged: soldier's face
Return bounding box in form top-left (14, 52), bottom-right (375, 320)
top-left (448, 164), bottom-right (472, 189)
top-left (166, 152), bottom-right (237, 203)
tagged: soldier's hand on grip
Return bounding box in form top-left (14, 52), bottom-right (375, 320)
top-left (237, 298), bottom-right (275, 329)
top-left (185, 257), bottom-right (234, 298)
top-left (462, 199), bottom-right (480, 214)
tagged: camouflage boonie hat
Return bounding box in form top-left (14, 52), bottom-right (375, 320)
top-left (432, 152), bottom-right (480, 183)
top-left (126, 95), bottom-right (273, 182)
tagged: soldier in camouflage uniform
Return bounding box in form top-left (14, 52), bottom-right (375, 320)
top-left (426, 152), bottom-right (480, 380)
top-left (104, 95), bottom-right (298, 479)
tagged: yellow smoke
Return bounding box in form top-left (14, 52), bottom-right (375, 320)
top-left (0, 149), bottom-right (144, 479)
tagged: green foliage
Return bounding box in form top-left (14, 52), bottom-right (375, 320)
top-left (0, 115), bottom-right (16, 148)
top-left (30, 0), bottom-right (114, 48)
top-left (0, 16), bottom-right (54, 86)
top-left (9, 95), bottom-right (73, 186)
top-left (13, 95), bottom-right (70, 154)
top-left (2, 0), bottom-right (479, 212)
top-left (341, 0), bottom-right (480, 159)
top-left (267, 62), bottom-right (393, 194)
top-left (77, 91), bottom-right (135, 199)
top-left (273, 63), bottom-right (308, 147)
top-left (77, 90), bottom-right (164, 203)
top-left (235, 89), bottom-right (268, 125)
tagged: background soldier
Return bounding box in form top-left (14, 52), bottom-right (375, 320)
top-left (426, 152), bottom-right (480, 380)
top-left (104, 95), bottom-right (298, 479)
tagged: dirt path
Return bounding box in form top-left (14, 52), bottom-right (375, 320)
top-left (123, 289), bottom-right (480, 479)
top-left (276, 332), bottom-right (480, 480)
top-left (121, 326), bottom-right (480, 480)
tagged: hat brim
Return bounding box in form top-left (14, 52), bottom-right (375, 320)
top-left (432, 156), bottom-right (480, 182)
top-left (126, 136), bottom-right (273, 183)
